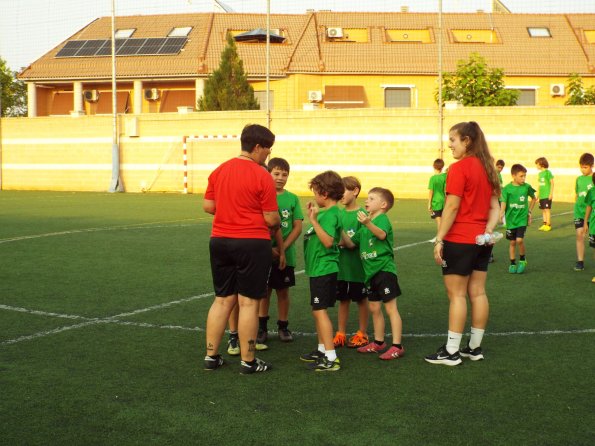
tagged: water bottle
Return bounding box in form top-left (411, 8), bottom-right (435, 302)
top-left (476, 232), bottom-right (503, 246)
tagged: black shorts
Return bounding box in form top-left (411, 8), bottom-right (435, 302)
top-left (309, 273), bottom-right (337, 310)
top-left (430, 209), bottom-right (443, 219)
top-left (336, 280), bottom-right (368, 302)
top-left (589, 234), bottom-right (595, 248)
top-left (209, 237), bottom-right (272, 299)
top-left (538, 199), bottom-right (552, 210)
top-left (441, 241), bottom-right (492, 276)
top-left (367, 271), bottom-right (402, 303)
top-left (506, 226), bottom-right (527, 240)
top-left (268, 265), bottom-right (295, 290)
top-left (574, 218), bottom-right (585, 230)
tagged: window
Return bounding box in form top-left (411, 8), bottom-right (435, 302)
top-left (383, 87), bottom-right (412, 108)
top-left (254, 91), bottom-right (274, 110)
top-left (527, 27), bottom-right (551, 38)
top-left (584, 30), bottom-right (595, 44)
top-left (168, 27), bottom-right (193, 37)
top-left (507, 87), bottom-right (537, 106)
top-left (324, 86), bottom-right (366, 108)
top-left (386, 29), bottom-right (432, 43)
top-left (451, 29), bottom-right (500, 43)
top-left (115, 29), bottom-right (135, 39)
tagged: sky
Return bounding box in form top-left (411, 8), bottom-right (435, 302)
top-left (1, 0), bottom-right (594, 72)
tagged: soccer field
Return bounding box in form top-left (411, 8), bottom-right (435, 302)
top-left (1, 191), bottom-right (593, 446)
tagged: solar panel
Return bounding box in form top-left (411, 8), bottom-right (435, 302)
top-left (117, 38), bottom-right (147, 55)
top-left (54, 36), bottom-right (187, 58)
top-left (55, 40), bottom-right (85, 57)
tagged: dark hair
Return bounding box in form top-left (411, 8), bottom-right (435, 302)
top-left (368, 187), bottom-right (395, 211)
top-left (449, 121), bottom-right (501, 196)
top-left (535, 157), bottom-right (549, 169)
top-left (579, 152), bottom-right (594, 166)
top-left (309, 171), bottom-right (344, 201)
top-left (241, 124), bottom-right (275, 153)
top-left (496, 159), bottom-right (505, 167)
top-left (433, 158), bottom-right (445, 170)
top-left (268, 157), bottom-right (290, 173)
top-left (342, 176), bottom-right (361, 196)
top-left (510, 164), bottom-right (527, 175)
top-left (592, 172), bottom-right (595, 185)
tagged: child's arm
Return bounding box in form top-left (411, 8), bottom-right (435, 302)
top-left (485, 195), bottom-right (500, 233)
top-left (499, 201), bottom-right (507, 224)
top-left (273, 228), bottom-right (286, 270)
top-left (307, 202), bottom-right (334, 249)
top-left (283, 219), bottom-right (302, 251)
top-left (340, 230), bottom-right (357, 249)
top-left (549, 177), bottom-right (554, 200)
top-left (528, 197), bottom-right (537, 226)
top-left (584, 205), bottom-right (592, 229)
top-left (203, 199), bottom-right (216, 215)
top-left (428, 189), bottom-right (434, 211)
top-left (357, 211), bottom-right (387, 240)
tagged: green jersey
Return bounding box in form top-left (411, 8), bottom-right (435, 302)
top-left (274, 190), bottom-right (303, 267)
top-left (428, 173), bottom-right (446, 211)
top-left (501, 183), bottom-right (536, 229)
top-left (303, 205), bottom-right (342, 277)
top-left (585, 188), bottom-right (595, 236)
top-left (574, 174), bottom-right (594, 219)
top-left (352, 213), bottom-right (397, 286)
top-left (338, 207), bottom-right (365, 283)
top-left (537, 169), bottom-right (554, 199)
top-left (498, 172), bottom-right (503, 186)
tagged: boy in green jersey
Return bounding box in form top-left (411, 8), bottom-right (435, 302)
top-left (341, 187), bottom-right (405, 361)
top-left (333, 176), bottom-right (369, 349)
top-left (496, 159), bottom-right (505, 187)
top-left (300, 171), bottom-right (345, 372)
top-left (573, 153), bottom-right (594, 271)
top-left (581, 173), bottom-right (595, 283)
top-left (256, 158), bottom-right (304, 346)
top-left (428, 158), bottom-right (447, 233)
top-left (535, 157), bottom-right (554, 231)
top-left (500, 164), bottom-right (537, 274)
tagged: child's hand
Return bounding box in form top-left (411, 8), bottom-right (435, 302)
top-left (272, 247), bottom-right (280, 259)
top-left (357, 210), bottom-right (370, 225)
top-left (307, 201), bottom-right (319, 219)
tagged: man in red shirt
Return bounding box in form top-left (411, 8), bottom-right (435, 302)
top-left (203, 124), bottom-right (280, 374)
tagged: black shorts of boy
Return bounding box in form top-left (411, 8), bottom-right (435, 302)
top-left (268, 264), bottom-right (295, 290)
top-left (209, 237), bottom-right (272, 299)
top-left (589, 234), bottom-right (595, 248)
top-left (506, 226), bottom-right (527, 240)
top-left (441, 241), bottom-right (492, 276)
top-left (538, 199), bottom-right (552, 210)
top-left (309, 273), bottom-right (337, 310)
top-left (574, 218), bottom-right (585, 230)
top-left (430, 209), bottom-right (443, 219)
top-left (367, 271), bottom-right (402, 303)
top-left (336, 280), bottom-right (368, 302)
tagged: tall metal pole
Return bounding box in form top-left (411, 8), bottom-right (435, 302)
top-left (438, 0), bottom-right (444, 158)
top-left (109, 0), bottom-right (123, 192)
top-left (266, 0), bottom-right (271, 129)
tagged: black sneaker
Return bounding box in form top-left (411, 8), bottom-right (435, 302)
top-left (300, 349), bottom-right (325, 362)
top-left (574, 261), bottom-right (585, 271)
top-left (424, 345), bottom-right (462, 366)
top-left (204, 354), bottom-right (225, 371)
top-left (240, 357), bottom-right (272, 374)
top-left (257, 328), bottom-right (268, 344)
top-left (279, 327), bottom-right (294, 342)
top-left (309, 356), bottom-right (341, 372)
top-left (459, 344), bottom-right (484, 361)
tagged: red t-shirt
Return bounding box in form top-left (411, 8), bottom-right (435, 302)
top-left (205, 158), bottom-right (278, 239)
top-left (444, 156), bottom-right (494, 244)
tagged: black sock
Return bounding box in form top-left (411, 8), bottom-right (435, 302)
top-left (393, 344), bottom-right (402, 349)
top-left (229, 331), bottom-right (238, 339)
top-left (277, 320), bottom-right (288, 330)
top-left (520, 255), bottom-right (526, 261)
top-left (374, 339), bottom-right (384, 345)
top-left (510, 260), bottom-right (516, 265)
top-left (258, 316), bottom-right (269, 331)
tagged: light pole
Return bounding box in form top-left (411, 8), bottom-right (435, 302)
top-left (108, 0), bottom-right (123, 192)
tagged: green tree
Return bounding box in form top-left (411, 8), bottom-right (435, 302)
top-left (0, 57), bottom-right (27, 116)
top-left (436, 53), bottom-right (519, 106)
top-left (566, 73), bottom-right (595, 105)
top-left (198, 34), bottom-right (259, 111)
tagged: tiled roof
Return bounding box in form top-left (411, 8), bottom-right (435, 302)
top-left (19, 11), bottom-right (595, 81)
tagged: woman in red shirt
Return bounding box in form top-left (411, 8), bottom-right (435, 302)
top-left (425, 121), bottom-right (501, 366)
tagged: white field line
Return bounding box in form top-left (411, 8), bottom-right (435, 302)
top-left (0, 209), bottom-right (581, 345)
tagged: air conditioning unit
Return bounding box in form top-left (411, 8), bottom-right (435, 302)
top-left (327, 27), bottom-right (343, 38)
top-left (144, 88), bottom-right (160, 101)
top-left (83, 90), bottom-right (99, 102)
top-left (308, 90), bottom-right (323, 102)
top-left (550, 84), bottom-right (565, 97)
top-left (270, 28), bottom-right (281, 36)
